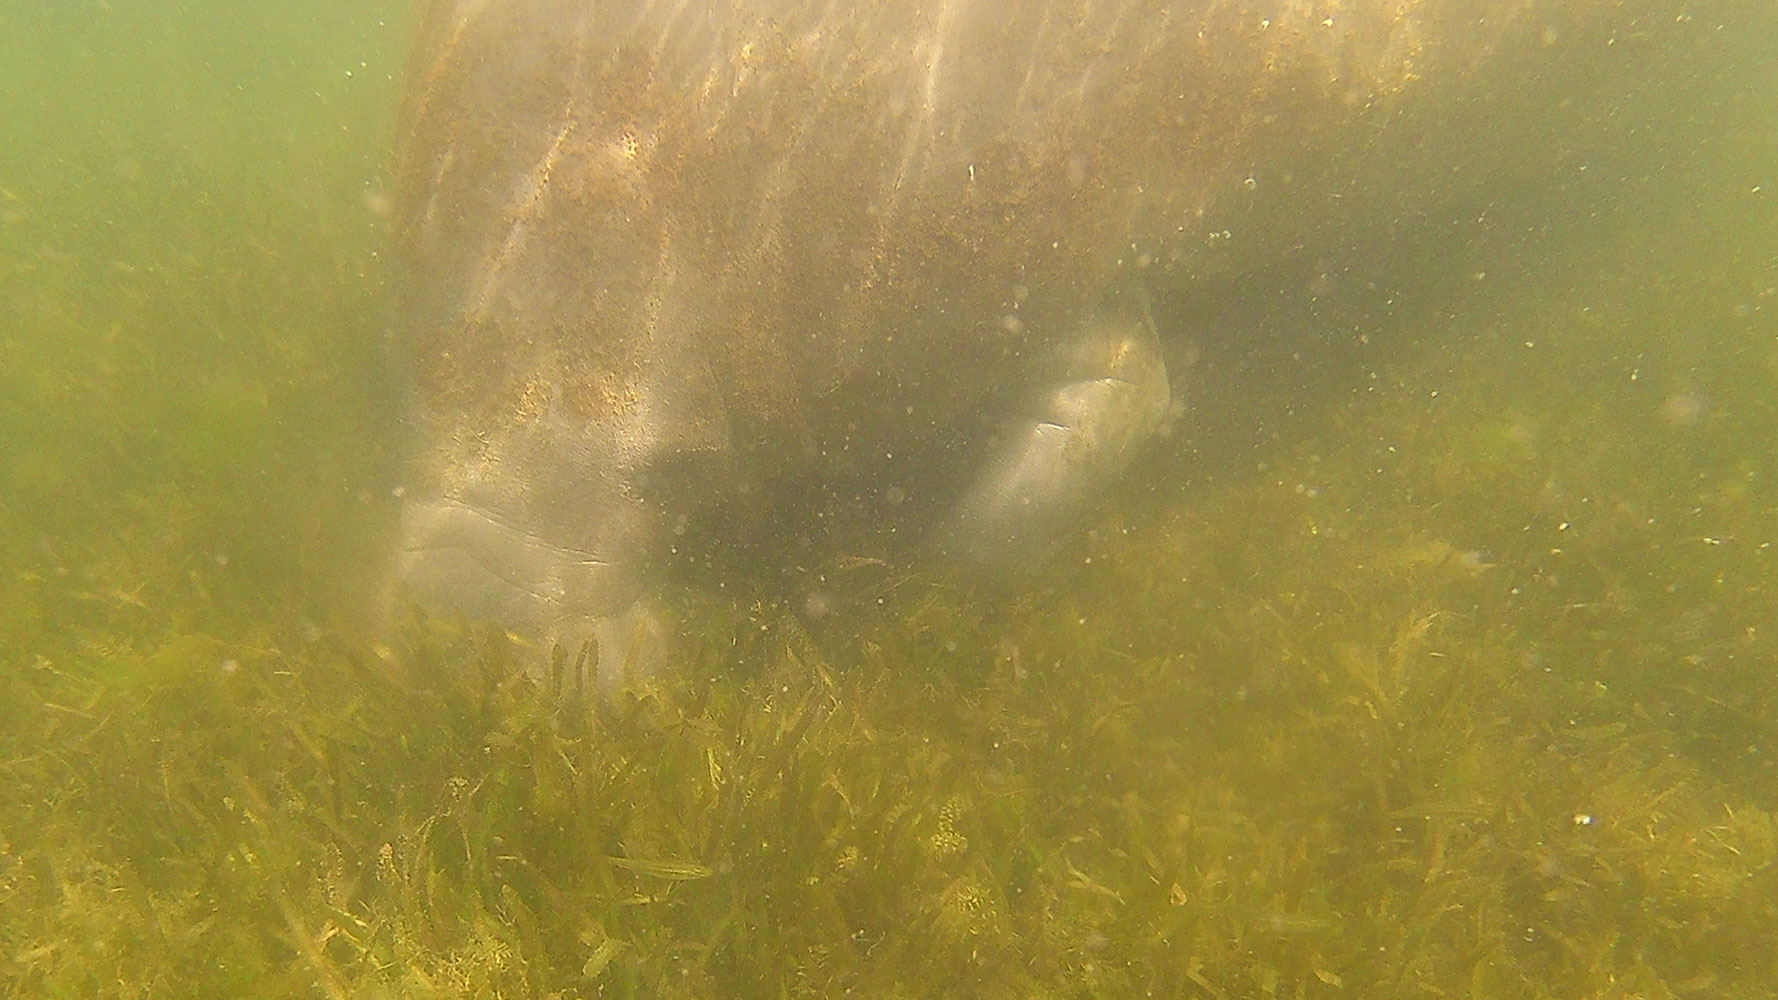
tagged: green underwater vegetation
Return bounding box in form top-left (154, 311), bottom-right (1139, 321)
top-left (4, 2), bottom-right (1778, 997)
top-left (6, 221), bottom-right (1778, 996)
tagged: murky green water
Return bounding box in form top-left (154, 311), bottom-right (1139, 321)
top-left (3, 3), bottom-right (1776, 997)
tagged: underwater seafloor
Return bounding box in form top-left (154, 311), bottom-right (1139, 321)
top-left (4, 4), bottom-right (1778, 998)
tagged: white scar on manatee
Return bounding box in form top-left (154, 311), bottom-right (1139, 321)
top-left (464, 119), bottom-right (577, 326)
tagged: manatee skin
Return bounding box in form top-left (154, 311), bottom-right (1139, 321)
top-left (387, 0), bottom-right (1638, 668)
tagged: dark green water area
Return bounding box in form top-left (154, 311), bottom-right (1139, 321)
top-left (3, 3), bottom-right (1776, 997)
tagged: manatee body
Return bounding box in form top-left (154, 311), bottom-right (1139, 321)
top-left (390, 0), bottom-right (1631, 668)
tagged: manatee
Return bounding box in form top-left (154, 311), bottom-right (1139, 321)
top-left (388, 0), bottom-right (1641, 674)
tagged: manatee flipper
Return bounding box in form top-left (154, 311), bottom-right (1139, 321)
top-left (936, 310), bottom-right (1171, 570)
top-left (396, 498), bottom-right (645, 626)
top-left (397, 495), bottom-right (677, 694)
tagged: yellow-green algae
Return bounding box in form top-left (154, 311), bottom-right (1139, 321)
top-left (4, 4), bottom-right (1777, 997)
top-left (5, 234), bottom-right (1778, 996)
